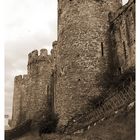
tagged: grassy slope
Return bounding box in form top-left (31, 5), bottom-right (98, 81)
top-left (79, 107), bottom-right (135, 140)
top-left (15, 106), bottom-right (135, 140)
top-left (45, 106), bottom-right (135, 140)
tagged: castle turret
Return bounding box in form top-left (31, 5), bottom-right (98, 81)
top-left (11, 49), bottom-right (53, 127)
top-left (11, 75), bottom-right (24, 128)
top-left (56, 0), bottom-right (122, 125)
top-left (27, 49), bottom-right (52, 120)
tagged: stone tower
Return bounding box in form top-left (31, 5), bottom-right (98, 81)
top-left (55, 0), bottom-right (122, 125)
top-left (10, 49), bottom-right (52, 128)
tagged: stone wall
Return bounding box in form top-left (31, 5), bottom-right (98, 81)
top-left (56, 0), bottom-right (122, 126)
top-left (11, 75), bottom-right (23, 128)
top-left (108, 0), bottom-right (135, 76)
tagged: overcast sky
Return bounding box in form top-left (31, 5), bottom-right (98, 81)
top-left (5, 0), bottom-right (129, 118)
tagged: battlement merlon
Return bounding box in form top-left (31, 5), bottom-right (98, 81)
top-left (40, 49), bottom-right (48, 56)
top-left (14, 74), bottom-right (29, 83)
top-left (51, 41), bottom-right (58, 55)
top-left (14, 75), bottom-right (22, 83)
top-left (52, 41), bottom-right (58, 48)
top-left (28, 50), bottom-right (38, 65)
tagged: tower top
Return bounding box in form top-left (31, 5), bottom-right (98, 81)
top-left (57, 0), bottom-right (121, 37)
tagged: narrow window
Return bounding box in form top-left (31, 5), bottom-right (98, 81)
top-left (78, 79), bottom-right (81, 82)
top-left (125, 19), bottom-right (131, 47)
top-left (123, 41), bottom-right (127, 60)
top-left (118, 67), bottom-right (122, 74)
top-left (101, 42), bottom-right (104, 56)
top-left (77, 54), bottom-right (80, 57)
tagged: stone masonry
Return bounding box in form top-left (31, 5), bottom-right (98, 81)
top-left (10, 0), bottom-right (135, 128)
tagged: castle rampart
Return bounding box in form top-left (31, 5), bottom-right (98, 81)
top-left (11, 75), bottom-right (30, 127)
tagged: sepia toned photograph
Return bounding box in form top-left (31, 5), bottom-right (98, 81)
top-left (5, 0), bottom-right (135, 140)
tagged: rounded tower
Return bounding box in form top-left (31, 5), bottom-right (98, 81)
top-left (56, 0), bottom-right (121, 125)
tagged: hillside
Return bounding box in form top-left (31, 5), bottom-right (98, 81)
top-left (13, 102), bottom-right (135, 140)
top-left (46, 103), bottom-right (135, 140)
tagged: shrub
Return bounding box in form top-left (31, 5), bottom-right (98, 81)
top-left (5, 119), bottom-right (32, 140)
top-left (88, 95), bottom-right (104, 109)
top-left (38, 112), bottom-right (59, 136)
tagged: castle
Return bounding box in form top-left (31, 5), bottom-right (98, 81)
top-left (10, 0), bottom-right (135, 129)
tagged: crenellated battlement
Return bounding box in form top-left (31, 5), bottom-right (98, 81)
top-left (28, 49), bottom-right (51, 65)
top-left (14, 75), bottom-right (29, 83)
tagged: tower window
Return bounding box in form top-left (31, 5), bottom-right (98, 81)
top-left (101, 42), bottom-right (104, 56)
top-left (123, 41), bottom-right (127, 60)
top-left (118, 67), bottom-right (122, 74)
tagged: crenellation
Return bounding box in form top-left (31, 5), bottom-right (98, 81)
top-left (28, 49), bottom-right (51, 63)
top-left (52, 41), bottom-right (58, 48)
top-left (27, 49), bottom-right (52, 76)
